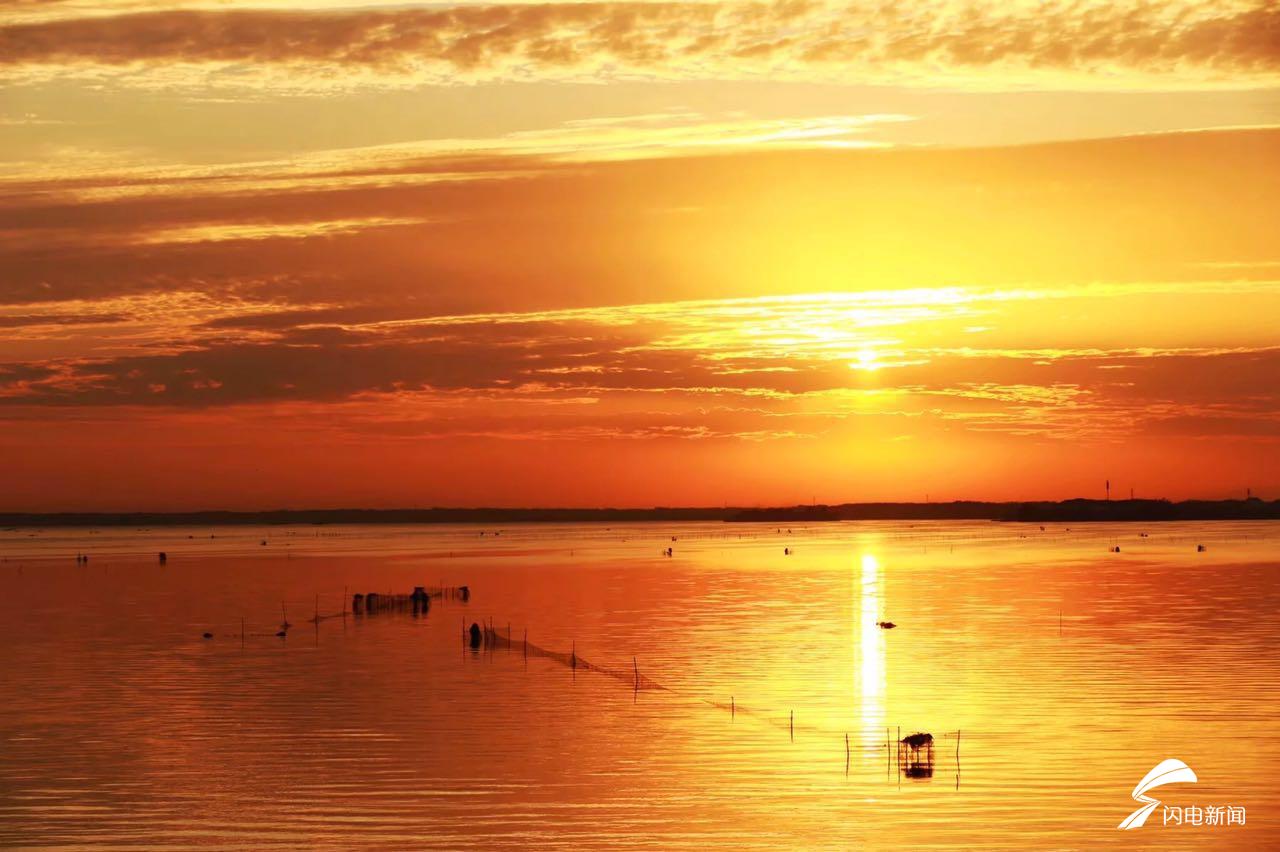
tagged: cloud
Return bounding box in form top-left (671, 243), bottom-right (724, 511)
top-left (2, 285), bottom-right (1278, 446)
top-left (3, 127), bottom-right (1279, 316)
top-left (0, 1), bottom-right (1277, 90)
top-left (1, 128), bottom-right (1279, 450)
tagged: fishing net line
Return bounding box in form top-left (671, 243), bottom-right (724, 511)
top-left (479, 619), bottom-right (964, 776)
top-left (476, 623), bottom-right (922, 747)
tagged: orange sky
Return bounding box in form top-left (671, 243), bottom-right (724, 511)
top-left (1, 0), bottom-right (1278, 510)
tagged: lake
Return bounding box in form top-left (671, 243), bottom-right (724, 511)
top-left (1, 520), bottom-right (1277, 848)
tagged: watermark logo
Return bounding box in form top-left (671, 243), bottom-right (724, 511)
top-left (1117, 759), bottom-right (1245, 830)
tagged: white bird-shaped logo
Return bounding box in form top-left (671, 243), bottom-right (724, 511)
top-left (1117, 759), bottom-right (1198, 830)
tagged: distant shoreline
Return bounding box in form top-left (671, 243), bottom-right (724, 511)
top-left (1, 498), bottom-right (1277, 527)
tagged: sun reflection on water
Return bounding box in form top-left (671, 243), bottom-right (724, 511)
top-left (857, 552), bottom-right (886, 748)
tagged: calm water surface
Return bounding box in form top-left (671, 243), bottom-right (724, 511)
top-left (1, 521), bottom-right (1278, 849)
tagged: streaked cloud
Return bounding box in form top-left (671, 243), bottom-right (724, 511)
top-left (1, 1), bottom-right (1277, 90)
top-left (2, 284), bottom-right (1278, 452)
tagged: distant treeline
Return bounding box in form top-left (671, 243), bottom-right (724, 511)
top-left (0, 507), bottom-right (733, 528)
top-left (729, 498), bottom-right (1280, 523)
top-left (1, 499), bottom-right (1276, 528)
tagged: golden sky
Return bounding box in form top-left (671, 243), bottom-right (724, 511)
top-left (1, 0), bottom-right (1278, 510)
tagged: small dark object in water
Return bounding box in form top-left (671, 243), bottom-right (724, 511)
top-left (1197, 544), bottom-right (1206, 552)
top-left (275, 630), bottom-right (287, 638)
top-left (158, 552), bottom-right (167, 564)
top-left (260, 540), bottom-right (267, 546)
top-left (784, 547), bottom-right (790, 555)
top-left (202, 632), bottom-right (213, 639)
top-left (901, 731), bottom-right (933, 750)
top-left (468, 622), bottom-right (482, 648)
top-left (903, 761), bottom-right (934, 779)
top-left (877, 621), bottom-right (896, 629)
top-left (458, 585), bottom-right (470, 602)
top-left (410, 586), bottom-right (430, 613)
top-left (1110, 545), bottom-right (1121, 553)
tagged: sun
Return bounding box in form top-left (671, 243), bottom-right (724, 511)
top-left (851, 348), bottom-right (881, 371)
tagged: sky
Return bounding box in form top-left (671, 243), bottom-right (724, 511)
top-left (1, 0), bottom-right (1279, 511)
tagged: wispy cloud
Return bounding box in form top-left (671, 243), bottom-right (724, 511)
top-left (1, 1), bottom-right (1277, 90)
top-left (2, 284), bottom-right (1278, 448)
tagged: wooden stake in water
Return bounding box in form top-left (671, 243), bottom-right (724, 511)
top-left (633, 656), bottom-right (639, 690)
top-left (790, 710), bottom-right (794, 742)
top-left (845, 733), bottom-right (850, 775)
top-left (731, 696), bottom-right (735, 720)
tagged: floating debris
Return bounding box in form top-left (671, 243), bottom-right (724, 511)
top-left (1197, 544), bottom-right (1207, 552)
top-left (877, 621), bottom-right (896, 630)
top-left (202, 632), bottom-right (213, 639)
top-left (158, 552), bottom-right (167, 564)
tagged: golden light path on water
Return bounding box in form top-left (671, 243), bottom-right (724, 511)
top-left (858, 551), bottom-right (886, 751)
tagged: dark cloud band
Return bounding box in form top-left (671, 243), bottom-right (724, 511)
top-left (1, 1), bottom-right (1277, 85)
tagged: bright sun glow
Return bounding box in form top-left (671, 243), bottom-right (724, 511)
top-left (852, 348), bottom-right (881, 371)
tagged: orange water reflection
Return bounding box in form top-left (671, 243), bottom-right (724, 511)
top-left (1, 521), bottom-right (1278, 848)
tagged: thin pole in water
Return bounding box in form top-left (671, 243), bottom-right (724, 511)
top-left (633, 656), bottom-right (639, 690)
top-left (731, 696), bottom-right (735, 720)
top-left (845, 733), bottom-right (850, 776)
top-left (790, 710), bottom-right (794, 742)
top-left (241, 617), bottom-right (245, 648)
